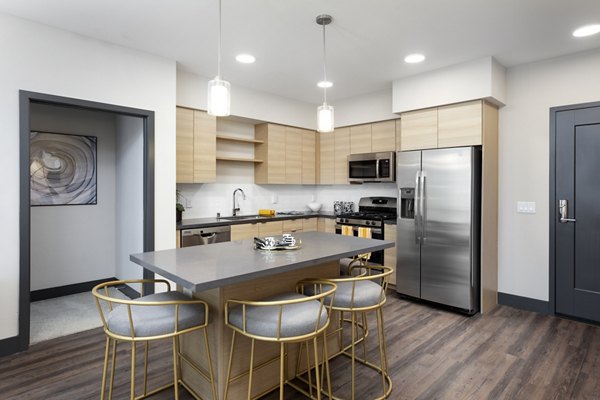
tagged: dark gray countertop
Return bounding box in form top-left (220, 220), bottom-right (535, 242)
top-left (176, 211), bottom-right (337, 230)
top-left (130, 231), bottom-right (393, 292)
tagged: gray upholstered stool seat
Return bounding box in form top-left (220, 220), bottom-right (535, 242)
top-left (339, 257), bottom-right (380, 276)
top-left (107, 291), bottom-right (206, 337)
top-left (227, 292), bottom-right (328, 339)
top-left (305, 280), bottom-right (384, 309)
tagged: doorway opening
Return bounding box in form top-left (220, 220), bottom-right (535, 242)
top-left (17, 91), bottom-right (155, 353)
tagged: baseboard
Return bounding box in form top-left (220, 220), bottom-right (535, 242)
top-left (30, 277), bottom-right (117, 302)
top-left (498, 292), bottom-right (550, 315)
top-left (0, 335), bottom-right (24, 358)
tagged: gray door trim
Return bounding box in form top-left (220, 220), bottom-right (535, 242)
top-left (4, 90), bottom-right (156, 356)
top-left (549, 100), bottom-right (600, 316)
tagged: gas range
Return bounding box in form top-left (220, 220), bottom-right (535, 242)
top-left (335, 197), bottom-right (397, 228)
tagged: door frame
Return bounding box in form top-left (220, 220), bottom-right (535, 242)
top-left (13, 90), bottom-right (155, 354)
top-left (549, 100), bottom-right (600, 316)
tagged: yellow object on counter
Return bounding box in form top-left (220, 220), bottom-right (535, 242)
top-left (258, 209), bottom-right (275, 216)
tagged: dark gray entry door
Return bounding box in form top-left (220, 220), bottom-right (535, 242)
top-left (555, 105), bottom-right (600, 322)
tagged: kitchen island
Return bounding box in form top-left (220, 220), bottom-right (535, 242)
top-left (130, 232), bottom-right (393, 399)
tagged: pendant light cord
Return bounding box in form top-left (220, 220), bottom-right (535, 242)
top-left (322, 22), bottom-right (327, 103)
top-left (217, 0), bottom-right (222, 78)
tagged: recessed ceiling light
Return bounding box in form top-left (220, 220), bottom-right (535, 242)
top-left (317, 80), bottom-right (333, 88)
top-left (573, 24), bottom-right (600, 37)
top-left (235, 54), bottom-right (255, 64)
top-left (404, 53), bottom-right (426, 64)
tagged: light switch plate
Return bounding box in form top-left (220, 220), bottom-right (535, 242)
top-left (517, 201), bottom-right (536, 214)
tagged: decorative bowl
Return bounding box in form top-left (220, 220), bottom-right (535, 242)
top-left (307, 201), bottom-right (322, 212)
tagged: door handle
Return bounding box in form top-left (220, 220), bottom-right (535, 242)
top-left (559, 199), bottom-right (576, 223)
top-left (414, 171), bottom-right (421, 244)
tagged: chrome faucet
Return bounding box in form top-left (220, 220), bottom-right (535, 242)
top-left (232, 188), bottom-right (246, 216)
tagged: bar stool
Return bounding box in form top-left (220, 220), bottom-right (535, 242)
top-left (92, 279), bottom-right (217, 400)
top-left (224, 280), bottom-right (337, 400)
top-left (306, 263), bottom-right (393, 400)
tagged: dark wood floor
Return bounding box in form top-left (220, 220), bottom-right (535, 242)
top-left (2, 292), bottom-right (600, 399)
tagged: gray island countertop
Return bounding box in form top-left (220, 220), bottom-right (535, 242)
top-left (130, 231), bottom-right (393, 292)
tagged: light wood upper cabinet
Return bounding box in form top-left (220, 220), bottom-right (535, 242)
top-left (371, 120), bottom-right (397, 152)
top-left (231, 223), bottom-right (259, 241)
top-left (437, 100), bottom-right (482, 148)
top-left (285, 127), bottom-right (302, 184)
top-left (176, 107), bottom-right (216, 183)
top-left (400, 108), bottom-right (438, 151)
top-left (350, 124), bottom-right (372, 154)
top-left (334, 127), bottom-right (350, 184)
top-left (302, 129), bottom-right (316, 184)
top-left (255, 124), bottom-right (286, 184)
top-left (319, 132), bottom-right (335, 184)
top-left (395, 120), bottom-right (402, 151)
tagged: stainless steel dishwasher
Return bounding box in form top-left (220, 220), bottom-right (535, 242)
top-left (180, 225), bottom-right (231, 247)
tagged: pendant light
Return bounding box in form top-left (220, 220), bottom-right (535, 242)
top-left (207, 0), bottom-right (231, 116)
top-left (316, 14), bottom-right (334, 133)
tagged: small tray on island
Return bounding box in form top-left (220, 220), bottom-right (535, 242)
top-left (254, 236), bottom-right (302, 251)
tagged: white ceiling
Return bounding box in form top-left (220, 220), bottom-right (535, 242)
top-left (1, 0), bottom-right (599, 104)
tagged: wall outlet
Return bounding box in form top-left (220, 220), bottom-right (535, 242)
top-left (271, 194), bottom-right (278, 204)
top-left (517, 201), bottom-right (536, 214)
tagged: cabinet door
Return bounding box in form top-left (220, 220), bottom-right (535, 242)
top-left (384, 223), bottom-right (397, 286)
top-left (400, 108), bottom-right (438, 151)
top-left (319, 132), bottom-right (335, 184)
top-left (302, 129), bottom-right (316, 184)
top-left (395, 119), bottom-right (402, 151)
top-left (258, 221), bottom-right (283, 237)
top-left (303, 218), bottom-right (318, 232)
top-left (372, 120), bottom-right (396, 152)
top-left (176, 107), bottom-right (194, 183)
top-left (283, 219), bottom-right (303, 233)
top-left (318, 218), bottom-right (336, 233)
top-left (176, 230), bottom-right (181, 248)
top-left (334, 127), bottom-right (350, 184)
top-left (438, 100), bottom-right (482, 148)
top-left (231, 223), bottom-right (259, 241)
top-left (285, 127), bottom-right (302, 184)
top-left (193, 110), bottom-right (217, 183)
top-left (255, 124), bottom-right (286, 184)
top-left (350, 124), bottom-right (372, 154)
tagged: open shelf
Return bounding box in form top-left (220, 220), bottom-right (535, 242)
top-left (216, 156), bottom-right (263, 163)
top-left (217, 134), bottom-right (264, 144)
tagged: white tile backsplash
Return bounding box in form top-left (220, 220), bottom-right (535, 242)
top-left (177, 182), bottom-right (397, 218)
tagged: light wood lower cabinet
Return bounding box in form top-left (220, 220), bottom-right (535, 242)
top-left (317, 217), bottom-right (336, 233)
top-left (302, 218), bottom-right (318, 232)
top-left (283, 219), bottom-right (303, 234)
top-left (258, 221), bottom-right (284, 237)
top-left (176, 230), bottom-right (181, 248)
top-left (231, 223), bottom-right (259, 241)
top-left (384, 223), bottom-right (397, 286)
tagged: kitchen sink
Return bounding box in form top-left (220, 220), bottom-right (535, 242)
top-left (219, 215), bottom-right (269, 221)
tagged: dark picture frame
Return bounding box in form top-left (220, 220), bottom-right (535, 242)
top-left (29, 131), bottom-right (97, 206)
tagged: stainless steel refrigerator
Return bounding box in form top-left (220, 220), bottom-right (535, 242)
top-left (396, 146), bottom-right (481, 314)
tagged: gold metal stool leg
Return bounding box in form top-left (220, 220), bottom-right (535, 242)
top-left (101, 337), bottom-right (110, 400)
top-left (247, 338), bottom-right (255, 400)
top-left (130, 342), bottom-right (136, 400)
top-left (172, 337), bottom-right (180, 399)
top-left (202, 327), bottom-right (217, 400)
top-left (312, 337), bottom-right (322, 400)
top-left (224, 331), bottom-right (236, 400)
top-left (142, 341), bottom-right (149, 397)
top-left (108, 340), bottom-right (117, 400)
top-left (279, 342), bottom-right (285, 400)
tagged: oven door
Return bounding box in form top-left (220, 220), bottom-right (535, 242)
top-left (335, 224), bottom-right (384, 264)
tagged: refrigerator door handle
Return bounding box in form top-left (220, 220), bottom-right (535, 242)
top-left (414, 170), bottom-right (421, 244)
top-left (421, 172), bottom-right (427, 241)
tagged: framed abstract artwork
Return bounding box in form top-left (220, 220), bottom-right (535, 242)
top-left (30, 131), bottom-right (97, 206)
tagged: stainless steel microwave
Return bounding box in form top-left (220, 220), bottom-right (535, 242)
top-left (348, 151), bottom-right (395, 183)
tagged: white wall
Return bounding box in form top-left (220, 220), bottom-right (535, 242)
top-left (0, 13), bottom-right (176, 340)
top-left (116, 115), bottom-right (144, 281)
top-left (334, 88), bottom-right (398, 127)
top-left (30, 104), bottom-right (116, 290)
top-left (177, 70), bottom-right (316, 129)
top-left (498, 48), bottom-right (600, 301)
top-left (392, 57), bottom-right (506, 113)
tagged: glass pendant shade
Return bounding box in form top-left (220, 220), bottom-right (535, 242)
top-left (317, 102), bottom-right (334, 133)
top-left (207, 76), bottom-right (231, 116)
